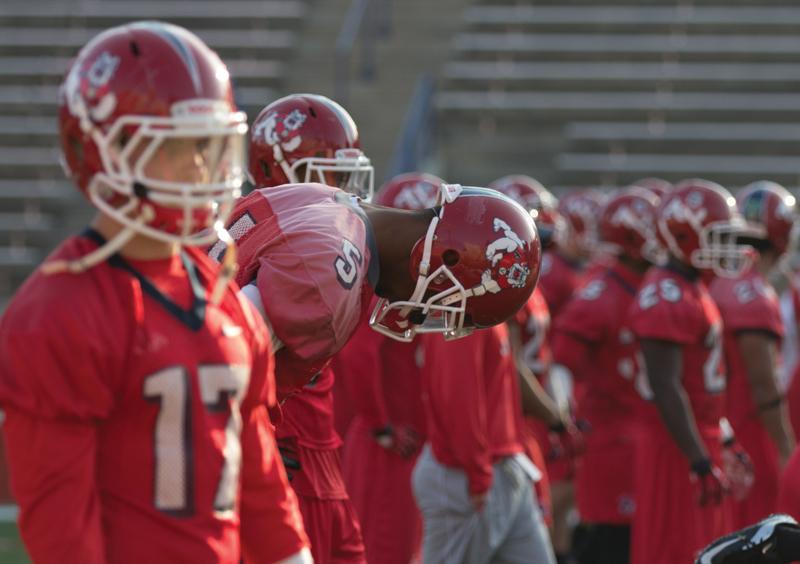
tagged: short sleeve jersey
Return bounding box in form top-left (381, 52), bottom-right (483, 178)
top-left (553, 261), bottom-right (645, 425)
top-left (0, 234), bottom-right (278, 563)
top-left (628, 266), bottom-right (725, 432)
top-left (214, 183), bottom-right (379, 396)
top-left (710, 269), bottom-right (783, 429)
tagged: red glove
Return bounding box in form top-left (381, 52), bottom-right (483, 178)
top-left (545, 418), bottom-right (586, 463)
top-left (690, 458), bottom-right (730, 507)
top-left (722, 440), bottom-right (754, 502)
top-left (373, 425), bottom-right (423, 459)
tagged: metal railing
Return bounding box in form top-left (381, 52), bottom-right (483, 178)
top-left (386, 73), bottom-right (437, 181)
top-left (334, 0), bottom-right (392, 108)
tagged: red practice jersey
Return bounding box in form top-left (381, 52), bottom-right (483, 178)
top-left (629, 266), bottom-right (726, 434)
top-left (551, 260), bottom-right (644, 524)
top-left (214, 183), bottom-right (379, 398)
top-left (538, 250), bottom-right (583, 320)
top-left (711, 268), bottom-right (784, 526)
top-left (0, 233), bottom-right (307, 564)
top-left (421, 326), bottom-right (524, 496)
top-left (627, 266), bottom-right (730, 564)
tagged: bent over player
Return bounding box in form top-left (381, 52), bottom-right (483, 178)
top-left (0, 23), bottom-right (308, 563)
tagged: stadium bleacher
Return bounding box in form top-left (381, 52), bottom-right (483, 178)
top-left (437, 0), bottom-right (800, 189)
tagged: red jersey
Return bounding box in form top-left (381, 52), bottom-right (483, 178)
top-left (515, 287), bottom-right (551, 377)
top-left (216, 183), bottom-right (379, 397)
top-left (628, 266), bottom-right (726, 435)
top-left (338, 315), bottom-right (427, 437)
top-left (551, 260), bottom-right (644, 524)
top-left (0, 233), bottom-right (307, 564)
top-left (778, 447), bottom-right (800, 518)
top-left (538, 250), bottom-right (583, 319)
top-left (553, 260), bottom-right (644, 430)
top-left (278, 367), bottom-right (340, 450)
top-left (710, 270), bottom-right (783, 430)
top-left (421, 326), bottom-right (523, 496)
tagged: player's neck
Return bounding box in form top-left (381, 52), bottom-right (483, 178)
top-left (665, 256), bottom-right (699, 280)
top-left (91, 212), bottom-right (179, 260)
top-left (755, 252), bottom-right (778, 277)
top-left (364, 206), bottom-right (435, 300)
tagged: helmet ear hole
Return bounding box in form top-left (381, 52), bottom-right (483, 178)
top-left (259, 160), bottom-right (271, 181)
top-left (308, 106), bottom-right (317, 118)
top-left (443, 249), bottom-right (460, 267)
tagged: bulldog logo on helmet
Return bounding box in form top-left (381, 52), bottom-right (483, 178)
top-left (480, 217), bottom-right (531, 293)
top-left (255, 109), bottom-right (307, 153)
top-left (63, 50), bottom-right (121, 129)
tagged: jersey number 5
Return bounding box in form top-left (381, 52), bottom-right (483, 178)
top-left (144, 365), bottom-right (250, 516)
top-left (335, 239), bottom-right (363, 289)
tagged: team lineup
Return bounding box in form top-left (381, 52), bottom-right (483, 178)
top-left (3, 19), bottom-right (800, 564)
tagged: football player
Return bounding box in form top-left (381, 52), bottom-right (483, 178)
top-left (490, 175), bottom-right (573, 529)
top-left (338, 172), bottom-right (441, 564)
top-left (240, 93), bottom-right (375, 563)
top-left (413, 323), bottom-right (556, 564)
top-left (628, 179), bottom-right (758, 564)
top-left (710, 181), bottom-right (797, 527)
top-left (0, 23), bottom-right (309, 563)
top-left (550, 188), bottom-right (661, 564)
top-left (218, 130), bottom-right (542, 562)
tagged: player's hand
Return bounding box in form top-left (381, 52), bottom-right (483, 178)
top-left (373, 425), bottom-right (422, 458)
top-left (276, 436), bottom-right (301, 481)
top-left (722, 441), bottom-right (755, 502)
top-left (690, 458), bottom-right (730, 507)
top-left (469, 492), bottom-right (488, 512)
top-left (546, 417), bottom-right (587, 462)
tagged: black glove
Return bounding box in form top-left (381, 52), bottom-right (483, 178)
top-left (695, 514), bottom-right (800, 564)
top-left (276, 436), bottom-right (301, 481)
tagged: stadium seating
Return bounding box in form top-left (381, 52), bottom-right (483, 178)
top-left (437, 0), bottom-right (800, 189)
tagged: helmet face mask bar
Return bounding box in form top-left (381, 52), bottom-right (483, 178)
top-left (83, 107), bottom-right (248, 246)
top-left (691, 219), bottom-right (762, 278)
top-left (300, 148), bottom-right (374, 201)
top-left (370, 183), bottom-right (540, 342)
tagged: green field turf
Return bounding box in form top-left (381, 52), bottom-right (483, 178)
top-left (0, 521), bottom-right (28, 564)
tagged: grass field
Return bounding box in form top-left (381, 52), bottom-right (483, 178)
top-left (0, 521), bottom-right (28, 564)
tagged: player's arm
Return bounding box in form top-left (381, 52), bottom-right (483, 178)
top-left (640, 338), bottom-right (709, 464)
top-left (2, 408), bottom-right (106, 564)
top-left (737, 330), bottom-right (796, 465)
top-left (239, 403), bottom-right (310, 562)
top-left (508, 320), bottom-right (561, 426)
top-left (430, 337), bottom-right (492, 506)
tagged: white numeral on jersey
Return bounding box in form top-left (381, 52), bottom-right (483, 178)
top-left (144, 367), bottom-right (191, 513)
top-left (335, 239), bottom-right (363, 289)
top-left (703, 324), bottom-right (726, 393)
top-left (199, 365), bottom-right (250, 512)
top-left (144, 365), bottom-right (250, 515)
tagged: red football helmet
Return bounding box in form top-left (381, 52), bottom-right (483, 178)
top-left (375, 172), bottom-right (444, 210)
top-left (657, 179), bottom-right (758, 277)
top-left (630, 177), bottom-right (673, 199)
top-left (490, 175), bottom-right (565, 249)
top-left (737, 181), bottom-right (797, 255)
top-left (599, 187), bottom-right (662, 263)
top-left (59, 21), bottom-right (247, 256)
top-left (371, 184), bottom-right (542, 341)
top-left (248, 93), bottom-right (374, 199)
top-left (558, 189), bottom-right (606, 255)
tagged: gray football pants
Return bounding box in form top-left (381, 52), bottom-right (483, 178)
top-left (412, 445), bottom-right (556, 564)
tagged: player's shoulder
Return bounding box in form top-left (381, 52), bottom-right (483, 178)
top-left (633, 267), bottom-right (698, 314)
top-left (711, 270), bottom-right (781, 334)
top-left (3, 236), bottom-right (128, 335)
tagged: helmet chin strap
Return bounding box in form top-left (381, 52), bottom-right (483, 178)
top-left (42, 201), bottom-right (155, 275)
top-left (209, 221), bottom-right (238, 306)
